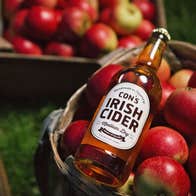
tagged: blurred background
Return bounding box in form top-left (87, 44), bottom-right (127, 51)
top-left (0, 0), bottom-right (195, 196)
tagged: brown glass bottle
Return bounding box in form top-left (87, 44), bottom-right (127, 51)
top-left (74, 28), bottom-right (171, 187)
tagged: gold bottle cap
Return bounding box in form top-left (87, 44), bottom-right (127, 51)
top-left (152, 28), bottom-right (171, 41)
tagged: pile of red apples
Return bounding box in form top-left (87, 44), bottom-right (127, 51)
top-left (3, 0), bottom-right (156, 58)
top-left (60, 59), bottom-right (196, 195)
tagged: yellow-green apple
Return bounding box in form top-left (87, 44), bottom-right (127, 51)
top-left (159, 81), bottom-right (176, 111)
top-left (56, 6), bottom-right (92, 43)
top-left (22, 0), bottom-right (58, 8)
top-left (67, 0), bottom-right (99, 22)
top-left (134, 19), bottom-right (155, 40)
top-left (102, 2), bottom-right (142, 35)
top-left (137, 126), bottom-right (189, 164)
top-left (157, 58), bottom-right (171, 82)
top-left (164, 88), bottom-right (196, 141)
top-left (44, 41), bottom-right (75, 57)
top-left (86, 64), bottom-right (124, 109)
top-left (188, 71), bottom-right (196, 88)
top-left (79, 23), bottom-right (118, 58)
top-left (134, 156), bottom-right (191, 196)
top-left (25, 6), bottom-right (59, 41)
top-left (133, 0), bottom-right (155, 21)
top-left (60, 120), bottom-right (90, 157)
top-left (169, 69), bottom-right (194, 88)
top-left (118, 35), bottom-right (142, 49)
top-left (11, 36), bottom-right (42, 55)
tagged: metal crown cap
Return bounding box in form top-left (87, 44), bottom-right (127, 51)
top-left (152, 28), bottom-right (171, 41)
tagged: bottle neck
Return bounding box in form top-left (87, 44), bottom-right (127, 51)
top-left (136, 36), bottom-right (167, 71)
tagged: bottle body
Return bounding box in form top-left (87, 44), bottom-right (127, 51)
top-left (74, 65), bottom-right (161, 187)
top-left (74, 28), bottom-right (170, 187)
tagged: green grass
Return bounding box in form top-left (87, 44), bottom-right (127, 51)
top-left (0, 1), bottom-right (195, 195)
top-left (0, 103), bottom-right (57, 196)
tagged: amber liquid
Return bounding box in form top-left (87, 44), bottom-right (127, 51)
top-left (74, 64), bottom-right (162, 187)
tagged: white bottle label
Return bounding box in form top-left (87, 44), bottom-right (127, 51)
top-left (91, 82), bottom-right (150, 150)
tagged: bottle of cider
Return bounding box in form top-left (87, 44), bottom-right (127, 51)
top-left (74, 28), bottom-right (171, 187)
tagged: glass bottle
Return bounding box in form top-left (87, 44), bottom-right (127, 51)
top-left (74, 28), bottom-right (171, 187)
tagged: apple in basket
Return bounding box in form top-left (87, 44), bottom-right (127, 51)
top-left (60, 120), bottom-right (90, 158)
top-left (132, 0), bottom-right (156, 21)
top-left (79, 23), bottom-right (118, 58)
top-left (9, 9), bottom-right (29, 37)
top-left (56, 6), bottom-right (92, 44)
top-left (136, 126), bottom-right (189, 165)
top-left (44, 41), bottom-right (75, 57)
top-left (100, 1), bottom-right (142, 35)
top-left (158, 81), bottom-right (176, 111)
top-left (164, 87), bottom-right (196, 141)
top-left (3, 0), bottom-right (23, 20)
top-left (22, 0), bottom-right (58, 8)
top-left (86, 64), bottom-right (124, 109)
top-left (134, 19), bottom-right (155, 41)
top-left (67, 0), bottom-right (99, 22)
top-left (25, 6), bottom-right (59, 41)
top-left (11, 36), bottom-right (42, 55)
top-left (169, 69), bottom-right (194, 88)
top-left (134, 156), bottom-right (191, 196)
top-left (118, 35), bottom-right (142, 49)
top-left (157, 58), bottom-right (172, 82)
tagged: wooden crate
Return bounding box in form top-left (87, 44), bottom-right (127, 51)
top-left (0, 0), bottom-right (167, 102)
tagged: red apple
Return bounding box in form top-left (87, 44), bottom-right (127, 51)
top-left (118, 35), bottom-right (143, 49)
top-left (9, 9), bottom-right (29, 36)
top-left (99, 0), bottom-right (127, 9)
top-left (60, 120), bottom-right (90, 157)
top-left (134, 156), bottom-right (190, 196)
top-left (188, 143), bottom-right (196, 184)
top-left (56, 6), bottom-right (92, 43)
top-left (22, 0), bottom-right (58, 8)
top-left (134, 19), bottom-right (155, 40)
top-left (157, 58), bottom-right (171, 82)
top-left (25, 6), bottom-right (59, 41)
top-left (164, 88), bottom-right (196, 141)
top-left (133, 0), bottom-right (155, 21)
top-left (169, 69), bottom-right (194, 88)
top-left (11, 36), bottom-right (42, 55)
top-left (159, 81), bottom-right (176, 111)
top-left (138, 126), bottom-right (189, 164)
top-left (86, 64), bottom-right (124, 109)
top-left (44, 41), bottom-right (75, 57)
top-left (67, 0), bottom-right (98, 22)
top-left (56, 0), bottom-right (68, 9)
top-left (3, 0), bottom-right (23, 20)
top-left (103, 2), bottom-right (142, 35)
top-left (79, 23), bottom-right (118, 58)
top-left (188, 71), bottom-right (196, 88)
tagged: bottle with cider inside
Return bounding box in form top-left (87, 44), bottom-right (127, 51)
top-left (74, 28), bottom-right (171, 187)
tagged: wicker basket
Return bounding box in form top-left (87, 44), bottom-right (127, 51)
top-left (34, 40), bottom-right (196, 196)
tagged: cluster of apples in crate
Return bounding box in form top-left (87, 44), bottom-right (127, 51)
top-left (3, 0), bottom-right (156, 58)
top-left (59, 58), bottom-right (196, 195)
